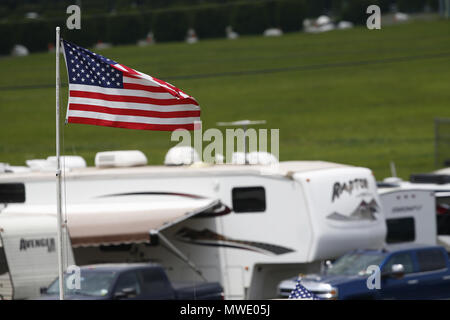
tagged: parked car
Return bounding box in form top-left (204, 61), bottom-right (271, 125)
top-left (278, 245), bottom-right (450, 300)
top-left (39, 263), bottom-right (224, 300)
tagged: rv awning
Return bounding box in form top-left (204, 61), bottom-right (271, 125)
top-left (69, 198), bottom-right (222, 247)
top-left (1, 197), bottom-right (224, 247)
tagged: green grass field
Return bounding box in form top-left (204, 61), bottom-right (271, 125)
top-left (1, 19), bottom-right (449, 180)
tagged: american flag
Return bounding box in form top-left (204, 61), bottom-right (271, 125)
top-left (61, 40), bottom-right (200, 131)
top-left (289, 279), bottom-right (319, 300)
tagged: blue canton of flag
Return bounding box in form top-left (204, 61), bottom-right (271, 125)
top-left (64, 41), bottom-right (123, 89)
top-left (288, 279), bottom-right (320, 300)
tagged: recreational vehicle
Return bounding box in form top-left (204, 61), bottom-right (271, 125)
top-left (0, 150), bottom-right (387, 299)
top-left (378, 168), bottom-right (450, 252)
top-left (378, 188), bottom-right (437, 248)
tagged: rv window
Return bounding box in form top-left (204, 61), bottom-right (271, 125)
top-left (416, 249), bottom-right (447, 272)
top-left (0, 246), bottom-right (8, 275)
top-left (437, 214), bottom-right (450, 236)
top-left (386, 217), bottom-right (415, 244)
top-left (0, 183), bottom-right (25, 203)
top-left (437, 197), bottom-right (450, 235)
top-left (232, 187), bottom-right (266, 213)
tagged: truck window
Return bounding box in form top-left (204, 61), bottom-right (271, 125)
top-left (47, 270), bottom-right (116, 297)
top-left (115, 271), bottom-right (141, 295)
top-left (326, 252), bottom-right (385, 276)
top-left (416, 249), bottom-right (447, 272)
top-left (232, 187), bottom-right (266, 213)
top-left (382, 252), bottom-right (414, 274)
top-left (386, 217), bottom-right (415, 243)
top-left (139, 268), bottom-right (173, 297)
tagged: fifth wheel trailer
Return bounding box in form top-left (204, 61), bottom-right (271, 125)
top-left (0, 153), bottom-right (386, 299)
top-left (378, 168), bottom-right (450, 252)
top-left (378, 188), bottom-right (437, 248)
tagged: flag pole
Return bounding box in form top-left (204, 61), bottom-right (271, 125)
top-left (55, 26), bottom-right (65, 300)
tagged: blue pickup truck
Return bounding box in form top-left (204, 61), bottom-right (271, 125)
top-left (278, 245), bottom-right (450, 299)
top-left (39, 263), bottom-right (224, 300)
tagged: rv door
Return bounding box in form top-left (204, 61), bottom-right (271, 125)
top-left (0, 233), bottom-right (13, 300)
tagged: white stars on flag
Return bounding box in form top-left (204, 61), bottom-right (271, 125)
top-left (63, 41), bottom-right (123, 89)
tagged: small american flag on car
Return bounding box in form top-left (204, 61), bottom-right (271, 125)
top-left (289, 279), bottom-right (320, 300)
top-left (61, 39), bottom-right (200, 131)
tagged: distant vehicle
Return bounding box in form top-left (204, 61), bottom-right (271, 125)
top-left (39, 263), bottom-right (224, 300)
top-left (277, 245), bottom-right (450, 300)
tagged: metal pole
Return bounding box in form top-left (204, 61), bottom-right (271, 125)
top-left (152, 230), bottom-right (207, 281)
top-left (390, 161), bottom-right (397, 178)
top-left (435, 118), bottom-right (439, 168)
top-left (445, 0), bottom-right (450, 19)
top-left (55, 26), bottom-right (65, 300)
top-left (243, 125), bottom-right (248, 164)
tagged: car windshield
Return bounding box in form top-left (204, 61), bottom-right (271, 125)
top-left (46, 270), bottom-right (117, 297)
top-left (326, 252), bottom-right (386, 276)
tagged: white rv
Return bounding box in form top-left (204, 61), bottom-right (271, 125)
top-left (378, 169), bottom-right (450, 252)
top-left (0, 152), bottom-right (386, 299)
top-left (378, 188), bottom-right (437, 247)
top-left (0, 214), bottom-right (74, 299)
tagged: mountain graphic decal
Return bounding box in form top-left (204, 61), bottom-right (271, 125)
top-left (327, 199), bottom-right (380, 221)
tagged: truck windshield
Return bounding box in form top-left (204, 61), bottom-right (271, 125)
top-left (326, 252), bottom-right (385, 276)
top-left (46, 271), bottom-right (116, 297)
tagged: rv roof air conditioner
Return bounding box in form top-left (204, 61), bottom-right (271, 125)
top-left (95, 150), bottom-right (147, 168)
top-left (164, 146), bottom-right (200, 166)
top-left (247, 152), bottom-right (278, 165)
top-left (26, 156), bottom-right (87, 172)
top-left (1, 162), bottom-right (32, 174)
top-left (231, 152), bottom-right (246, 165)
top-left (231, 152), bottom-right (278, 165)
